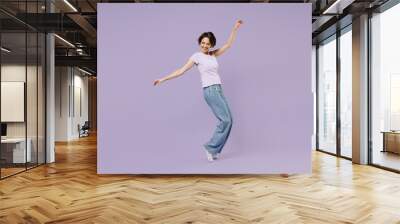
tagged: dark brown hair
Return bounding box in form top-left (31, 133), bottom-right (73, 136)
top-left (198, 32), bottom-right (216, 47)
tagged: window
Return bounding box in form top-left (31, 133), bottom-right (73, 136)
top-left (339, 27), bottom-right (352, 158)
top-left (371, 3), bottom-right (400, 171)
top-left (318, 35), bottom-right (337, 154)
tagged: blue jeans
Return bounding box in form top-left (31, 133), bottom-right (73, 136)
top-left (203, 84), bottom-right (233, 155)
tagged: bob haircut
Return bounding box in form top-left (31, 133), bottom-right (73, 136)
top-left (198, 32), bottom-right (216, 47)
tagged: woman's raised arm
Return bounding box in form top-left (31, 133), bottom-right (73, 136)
top-left (212, 20), bottom-right (243, 57)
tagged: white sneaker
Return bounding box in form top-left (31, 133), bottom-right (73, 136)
top-left (205, 150), bottom-right (215, 161)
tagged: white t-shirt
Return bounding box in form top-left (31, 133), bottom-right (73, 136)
top-left (190, 52), bottom-right (222, 88)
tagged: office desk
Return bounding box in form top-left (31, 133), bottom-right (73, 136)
top-left (1, 138), bottom-right (32, 163)
top-left (381, 131), bottom-right (400, 154)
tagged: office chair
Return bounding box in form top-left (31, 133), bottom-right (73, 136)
top-left (79, 121), bottom-right (90, 138)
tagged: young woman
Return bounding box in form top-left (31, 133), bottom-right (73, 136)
top-left (154, 20), bottom-right (243, 161)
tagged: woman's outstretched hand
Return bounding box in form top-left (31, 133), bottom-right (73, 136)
top-left (234, 20), bottom-right (243, 30)
top-left (153, 79), bottom-right (163, 86)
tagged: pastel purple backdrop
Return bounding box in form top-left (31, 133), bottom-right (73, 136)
top-left (98, 3), bottom-right (312, 174)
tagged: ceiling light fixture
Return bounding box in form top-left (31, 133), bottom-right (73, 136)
top-left (54, 34), bottom-right (75, 48)
top-left (322, 0), bottom-right (343, 14)
top-left (1, 47), bottom-right (11, 53)
top-left (63, 0), bottom-right (78, 12)
top-left (78, 67), bottom-right (93, 76)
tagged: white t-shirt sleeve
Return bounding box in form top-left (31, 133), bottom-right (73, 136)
top-left (190, 53), bottom-right (199, 65)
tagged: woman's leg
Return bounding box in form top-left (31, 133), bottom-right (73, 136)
top-left (203, 85), bottom-right (233, 155)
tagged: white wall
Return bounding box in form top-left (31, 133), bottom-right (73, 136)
top-left (1, 65), bottom-right (26, 130)
top-left (1, 65), bottom-right (40, 138)
top-left (55, 67), bottom-right (89, 141)
top-left (55, 66), bottom-right (69, 141)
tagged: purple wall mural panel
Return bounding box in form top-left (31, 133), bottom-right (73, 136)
top-left (98, 3), bottom-right (312, 174)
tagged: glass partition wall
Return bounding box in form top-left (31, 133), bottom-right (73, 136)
top-left (339, 27), bottom-right (352, 159)
top-left (0, 1), bottom-right (46, 179)
top-left (317, 35), bottom-right (337, 155)
top-left (316, 26), bottom-right (353, 159)
top-left (370, 2), bottom-right (400, 171)
top-left (0, 31), bottom-right (27, 177)
top-left (317, 0), bottom-right (400, 172)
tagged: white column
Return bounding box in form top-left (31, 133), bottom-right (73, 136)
top-left (352, 14), bottom-right (369, 164)
top-left (46, 0), bottom-right (55, 163)
top-left (46, 33), bottom-right (55, 163)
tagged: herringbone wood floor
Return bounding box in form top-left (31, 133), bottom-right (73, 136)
top-left (1, 134), bottom-right (400, 224)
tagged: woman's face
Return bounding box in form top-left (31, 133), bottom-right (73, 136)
top-left (200, 37), bottom-right (212, 53)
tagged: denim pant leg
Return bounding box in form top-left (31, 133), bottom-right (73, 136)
top-left (203, 84), bottom-right (233, 155)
